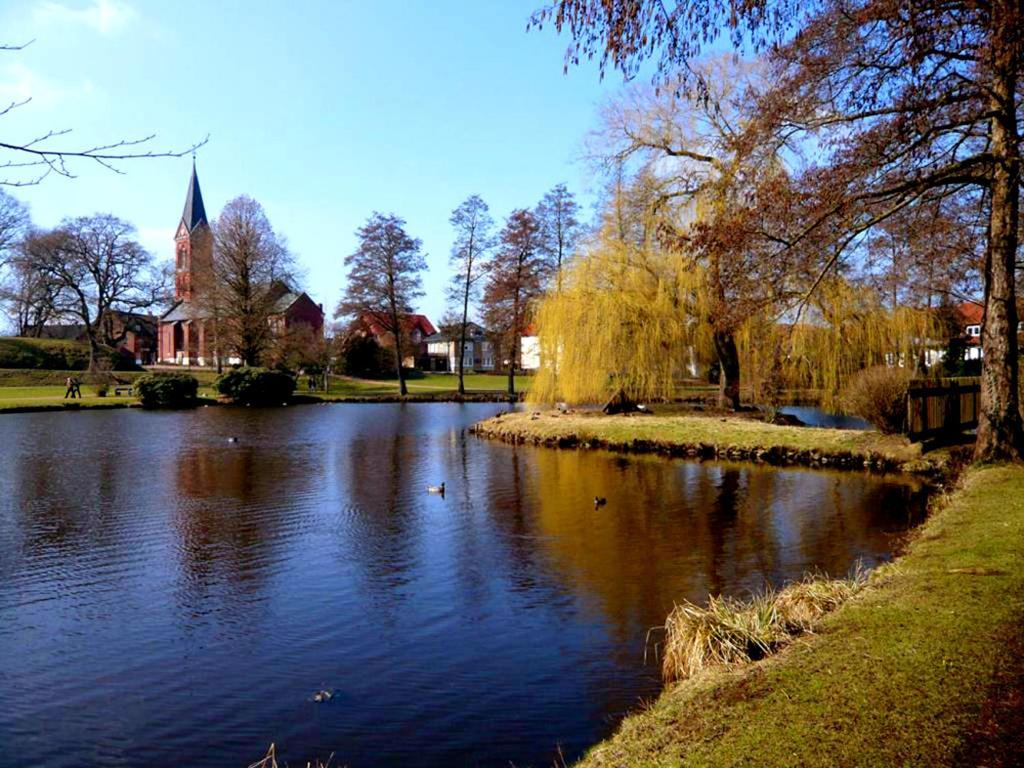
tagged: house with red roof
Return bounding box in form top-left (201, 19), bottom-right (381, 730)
top-left (957, 302), bottom-right (985, 361)
top-left (950, 301), bottom-right (1024, 363)
top-left (350, 312), bottom-right (437, 368)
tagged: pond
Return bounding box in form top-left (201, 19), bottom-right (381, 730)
top-left (0, 404), bottom-right (928, 768)
top-left (778, 404), bottom-right (872, 430)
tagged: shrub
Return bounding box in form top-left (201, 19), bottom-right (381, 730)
top-left (215, 366), bottom-right (295, 405)
top-left (135, 372), bottom-right (199, 408)
top-left (337, 334), bottom-right (392, 378)
top-left (840, 365), bottom-right (911, 434)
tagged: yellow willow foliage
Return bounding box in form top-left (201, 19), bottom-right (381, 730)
top-left (529, 236), bottom-right (715, 404)
top-left (530, 248), bottom-right (940, 408)
top-left (741, 279), bottom-right (941, 411)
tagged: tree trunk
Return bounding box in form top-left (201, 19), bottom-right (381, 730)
top-left (389, 303), bottom-right (407, 397)
top-left (458, 281), bottom-right (470, 396)
top-left (507, 335), bottom-right (516, 395)
top-left (395, 343), bottom-right (407, 396)
top-left (714, 328), bottom-right (741, 411)
top-left (976, 1), bottom-right (1024, 462)
top-left (87, 335), bottom-right (100, 372)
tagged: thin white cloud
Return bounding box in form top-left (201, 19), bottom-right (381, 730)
top-left (32, 0), bottom-right (136, 35)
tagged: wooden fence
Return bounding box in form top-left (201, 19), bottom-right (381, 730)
top-left (907, 377), bottom-right (980, 440)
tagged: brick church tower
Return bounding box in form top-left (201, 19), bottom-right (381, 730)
top-left (173, 161), bottom-right (212, 301)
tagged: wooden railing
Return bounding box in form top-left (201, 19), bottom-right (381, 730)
top-left (907, 377), bottom-right (980, 440)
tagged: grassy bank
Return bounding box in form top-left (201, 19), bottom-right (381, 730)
top-left (470, 409), bottom-right (931, 472)
top-left (575, 464), bottom-right (1024, 767)
top-left (319, 372), bottom-right (529, 398)
top-left (0, 385), bottom-right (140, 412)
top-left (0, 369), bottom-right (524, 412)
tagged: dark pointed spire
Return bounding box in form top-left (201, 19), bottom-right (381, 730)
top-left (181, 158), bottom-right (208, 232)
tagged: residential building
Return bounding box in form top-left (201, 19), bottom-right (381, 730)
top-left (424, 322), bottom-right (495, 372)
top-left (350, 312), bottom-right (437, 368)
top-left (520, 324), bottom-right (540, 371)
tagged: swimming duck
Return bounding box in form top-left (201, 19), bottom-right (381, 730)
top-left (227, 437), bottom-right (239, 443)
top-left (594, 496), bottom-right (607, 508)
top-left (427, 482), bottom-right (446, 494)
top-left (312, 689), bottom-right (333, 703)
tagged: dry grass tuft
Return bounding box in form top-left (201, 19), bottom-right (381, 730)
top-left (661, 568), bottom-right (868, 683)
top-left (774, 568), bottom-right (868, 632)
top-left (247, 743), bottom-right (335, 768)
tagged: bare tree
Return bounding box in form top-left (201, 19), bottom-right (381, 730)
top-left (0, 43), bottom-right (205, 186)
top-left (209, 196), bottom-right (295, 367)
top-left (336, 212), bottom-right (427, 396)
top-left (535, 183), bottom-right (582, 292)
top-left (448, 195), bottom-right (493, 394)
top-left (482, 209), bottom-right (550, 395)
top-left (24, 215), bottom-right (164, 367)
top-left (0, 189), bottom-right (34, 332)
top-left (1, 253), bottom-right (65, 335)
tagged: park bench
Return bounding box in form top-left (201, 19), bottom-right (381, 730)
top-left (113, 385), bottom-right (133, 397)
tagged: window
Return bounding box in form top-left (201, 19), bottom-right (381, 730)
top-left (967, 325), bottom-right (981, 337)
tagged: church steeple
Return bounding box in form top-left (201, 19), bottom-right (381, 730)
top-left (181, 159), bottom-right (208, 232)
top-left (173, 161), bottom-right (212, 301)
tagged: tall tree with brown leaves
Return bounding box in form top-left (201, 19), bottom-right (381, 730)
top-left (534, 0), bottom-right (1024, 460)
top-left (337, 213), bottom-right (426, 396)
top-left (210, 196), bottom-right (295, 367)
top-left (482, 209), bottom-right (550, 395)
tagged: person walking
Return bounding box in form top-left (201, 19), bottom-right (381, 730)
top-left (64, 376), bottom-right (75, 399)
top-left (72, 377), bottom-right (82, 398)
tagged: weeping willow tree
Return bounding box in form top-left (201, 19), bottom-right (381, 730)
top-left (530, 241), bottom-right (940, 408)
top-left (530, 221), bottom-right (711, 404)
top-left (741, 279), bottom-right (942, 412)
top-left (529, 61), bottom-right (790, 407)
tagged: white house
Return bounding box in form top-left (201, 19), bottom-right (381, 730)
top-left (424, 322), bottom-right (495, 372)
top-left (520, 332), bottom-right (540, 371)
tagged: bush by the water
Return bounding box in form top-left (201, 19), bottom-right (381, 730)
top-left (215, 367), bottom-right (295, 405)
top-left (841, 365), bottom-right (911, 434)
top-left (0, 337), bottom-right (138, 371)
top-left (134, 372), bottom-right (199, 408)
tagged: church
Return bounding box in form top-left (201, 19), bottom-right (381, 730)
top-left (157, 165), bottom-right (325, 366)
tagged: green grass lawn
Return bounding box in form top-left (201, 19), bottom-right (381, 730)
top-left (0, 385), bottom-right (138, 410)
top-left (472, 409), bottom-right (923, 466)
top-left (0, 369), bottom-right (524, 411)
top-left (575, 464), bottom-right (1024, 767)
top-left (317, 372), bottom-right (530, 398)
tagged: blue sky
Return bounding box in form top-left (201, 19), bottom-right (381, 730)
top-left (0, 0), bottom-right (629, 324)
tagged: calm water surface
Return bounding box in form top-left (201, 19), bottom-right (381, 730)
top-left (0, 404), bottom-right (927, 767)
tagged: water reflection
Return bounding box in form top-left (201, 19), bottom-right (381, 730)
top-left (0, 405), bottom-right (927, 768)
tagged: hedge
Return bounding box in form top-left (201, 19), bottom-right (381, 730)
top-left (215, 367), bottom-right (295, 405)
top-left (134, 372), bottom-right (199, 408)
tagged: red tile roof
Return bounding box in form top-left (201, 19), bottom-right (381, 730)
top-left (359, 312), bottom-right (436, 338)
top-left (957, 302), bottom-right (984, 325)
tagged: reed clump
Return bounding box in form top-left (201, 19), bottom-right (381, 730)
top-left (661, 569), bottom-right (869, 683)
top-left (247, 743), bottom-right (333, 768)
